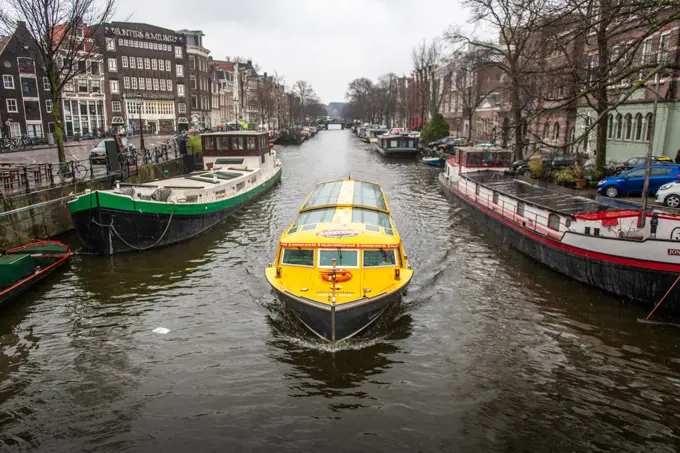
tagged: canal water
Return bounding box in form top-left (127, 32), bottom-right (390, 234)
top-left (2, 130), bottom-right (680, 452)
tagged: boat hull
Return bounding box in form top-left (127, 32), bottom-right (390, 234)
top-left (0, 242), bottom-right (71, 306)
top-left (375, 145), bottom-right (419, 158)
top-left (272, 286), bottom-right (406, 342)
top-left (71, 167), bottom-right (282, 254)
top-left (439, 174), bottom-right (680, 312)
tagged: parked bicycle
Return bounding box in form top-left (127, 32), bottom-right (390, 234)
top-left (57, 155), bottom-right (89, 184)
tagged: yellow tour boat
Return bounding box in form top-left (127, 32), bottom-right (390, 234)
top-left (265, 179), bottom-right (413, 342)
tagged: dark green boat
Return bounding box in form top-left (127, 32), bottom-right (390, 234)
top-left (0, 241), bottom-right (72, 306)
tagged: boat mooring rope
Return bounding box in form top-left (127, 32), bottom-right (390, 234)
top-left (644, 274), bottom-right (680, 321)
top-left (92, 203), bottom-right (176, 252)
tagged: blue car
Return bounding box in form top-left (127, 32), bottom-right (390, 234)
top-left (597, 164), bottom-right (680, 198)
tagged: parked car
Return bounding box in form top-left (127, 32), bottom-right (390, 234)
top-left (655, 181), bottom-right (680, 207)
top-left (596, 164), bottom-right (680, 198)
top-left (614, 155), bottom-right (673, 174)
top-left (90, 138), bottom-right (134, 165)
top-left (428, 137), bottom-right (447, 148)
top-left (437, 136), bottom-right (467, 153)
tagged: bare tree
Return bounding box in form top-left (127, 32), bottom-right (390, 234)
top-left (412, 39), bottom-right (443, 125)
top-left (293, 80), bottom-right (315, 121)
top-left (0, 0), bottom-right (115, 163)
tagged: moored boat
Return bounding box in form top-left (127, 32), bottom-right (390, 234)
top-left (439, 146), bottom-right (680, 313)
top-left (422, 157), bottom-right (444, 166)
top-left (0, 241), bottom-right (72, 306)
top-left (68, 131), bottom-right (282, 254)
top-left (265, 179), bottom-right (413, 342)
top-left (376, 134), bottom-right (419, 158)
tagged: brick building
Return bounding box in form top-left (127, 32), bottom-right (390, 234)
top-left (0, 23), bottom-right (51, 139)
top-left (177, 29), bottom-right (211, 128)
top-left (99, 22), bottom-right (190, 134)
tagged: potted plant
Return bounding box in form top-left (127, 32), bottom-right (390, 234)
top-left (572, 159), bottom-right (587, 189)
top-left (555, 168), bottom-right (576, 187)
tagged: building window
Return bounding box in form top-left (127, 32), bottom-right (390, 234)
top-left (165, 60), bottom-right (171, 72)
top-left (159, 60), bottom-right (164, 71)
top-left (178, 102), bottom-right (186, 113)
top-left (177, 84), bottom-right (185, 96)
top-left (138, 77), bottom-right (145, 90)
top-left (106, 38), bottom-right (115, 51)
top-left (21, 77), bottom-right (38, 97)
top-left (548, 213), bottom-right (560, 231)
top-left (91, 79), bottom-right (100, 93)
top-left (146, 78), bottom-right (152, 90)
top-left (131, 77), bottom-right (138, 89)
top-left (112, 100), bottom-right (121, 112)
top-left (190, 75), bottom-right (197, 89)
top-left (124, 76), bottom-right (130, 89)
top-left (143, 41), bottom-right (149, 49)
top-left (144, 58), bottom-right (150, 70)
top-left (153, 78), bottom-right (159, 91)
top-left (45, 99), bottom-right (52, 113)
top-left (634, 113), bottom-right (643, 141)
top-left (624, 113), bottom-right (632, 140)
top-left (24, 101), bottom-right (40, 120)
top-left (110, 80), bottom-right (119, 94)
top-left (190, 56), bottom-right (196, 70)
top-left (645, 113), bottom-right (654, 142)
top-left (122, 56), bottom-right (128, 68)
top-left (659, 33), bottom-right (671, 63)
top-left (642, 38), bottom-right (654, 64)
top-left (78, 78), bottom-right (88, 93)
top-left (43, 77), bottom-right (50, 90)
top-left (160, 79), bottom-right (166, 91)
top-left (176, 64), bottom-right (184, 77)
top-left (152, 59), bottom-right (158, 70)
top-left (607, 114), bottom-right (613, 138)
top-left (130, 57), bottom-right (136, 69)
top-left (553, 122), bottom-right (560, 140)
top-left (6, 98), bottom-right (18, 112)
top-left (137, 57), bottom-right (143, 69)
top-left (3, 74), bottom-right (14, 89)
top-left (166, 79), bottom-right (172, 91)
top-left (91, 61), bottom-right (101, 75)
top-left (191, 95), bottom-right (198, 109)
top-left (615, 113), bottom-right (622, 139)
top-left (108, 58), bottom-right (117, 72)
top-left (174, 46), bottom-right (182, 58)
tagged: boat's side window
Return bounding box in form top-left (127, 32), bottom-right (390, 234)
top-left (492, 191), bottom-right (499, 205)
top-left (282, 249), bottom-right (314, 267)
top-left (475, 185), bottom-right (480, 196)
top-left (548, 213), bottom-right (560, 231)
top-left (217, 137), bottom-right (229, 150)
top-left (363, 250), bottom-right (397, 267)
top-left (390, 140), bottom-right (398, 148)
top-left (205, 137), bottom-right (215, 150)
top-left (516, 201), bottom-right (525, 217)
top-left (233, 137), bottom-right (244, 150)
top-left (247, 137), bottom-right (256, 150)
top-left (318, 250), bottom-right (358, 268)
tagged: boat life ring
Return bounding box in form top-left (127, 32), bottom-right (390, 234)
top-left (320, 269), bottom-right (352, 283)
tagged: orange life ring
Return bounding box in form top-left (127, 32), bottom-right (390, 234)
top-left (320, 269), bottom-right (352, 283)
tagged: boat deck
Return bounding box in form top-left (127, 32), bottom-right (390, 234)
top-left (465, 171), bottom-right (621, 216)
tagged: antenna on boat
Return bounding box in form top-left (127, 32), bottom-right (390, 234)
top-left (347, 174), bottom-right (350, 180)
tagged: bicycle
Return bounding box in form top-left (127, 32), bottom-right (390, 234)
top-left (57, 155), bottom-right (89, 184)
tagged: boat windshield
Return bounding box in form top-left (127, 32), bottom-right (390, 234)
top-left (363, 249), bottom-right (397, 267)
top-left (282, 249), bottom-right (314, 266)
top-left (319, 250), bottom-right (358, 268)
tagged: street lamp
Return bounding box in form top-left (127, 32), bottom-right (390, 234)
top-left (136, 94), bottom-right (145, 151)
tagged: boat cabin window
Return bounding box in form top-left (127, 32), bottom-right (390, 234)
top-left (516, 201), bottom-right (525, 217)
top-left (205, 137), bottom-right (215, 150)
top-left (294, 207), bottom-right (336, 226)
top-left (247, 137), bottom-right (256, 150)
top-left (465, 151), bottom-right (513, 167)
top-left (492, 192), bottom-right (499, 205)
top-left (318, 250), bottom-right (358, 268)
top-left (548, 213), bottom-right (560, 231)
top-left (282, 249), bottom-right (314, 267)
top-left (217, 137), bottom-right (229, 150)
top-left (364, 249), bottom-right (397, 267)
top-left (352, 208), bottom-right (391, 228)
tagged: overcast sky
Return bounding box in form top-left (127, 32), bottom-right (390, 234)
top-left (114, 0), bottom-right (469, 103)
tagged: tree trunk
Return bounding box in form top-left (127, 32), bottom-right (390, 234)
top-left (50, 80), bottom-right (65, 164)
top-left (594, 86), bottom-right (608, 174)
top-left (511, 82), bottom-right (524, 161)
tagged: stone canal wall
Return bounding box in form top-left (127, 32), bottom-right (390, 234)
top-left (0, 158), bottom-right (185, 248)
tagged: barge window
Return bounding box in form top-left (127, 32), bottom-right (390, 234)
top-left (217, 137), bottom-right (229, 150)
top-left (205, 137), bottom-right (215, 150)
top-left (319, 250), bottom-right (358, 268)
top-left (232, 137), bottom-right (244, 150)
top-left (516, 201), bottom-right (525, 217)
top-left (492, 192), bottom-right (499, 205)
top-left (364, 250), bottom-right (397, 267)
top-left (247, 137), bottom-right (256, 150)
top-left (548, 213), bottom-right (560, 231)
top-left (282, 249), bottom-right (314, 267)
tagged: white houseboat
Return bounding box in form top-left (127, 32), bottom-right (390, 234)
top-left (439, 147), bottom-right (680, 313)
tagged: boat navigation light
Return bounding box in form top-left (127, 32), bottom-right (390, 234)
top-left (276, 267), bottom-right (282, 278)
top-left (395, 269), bottom-right (401, 280)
